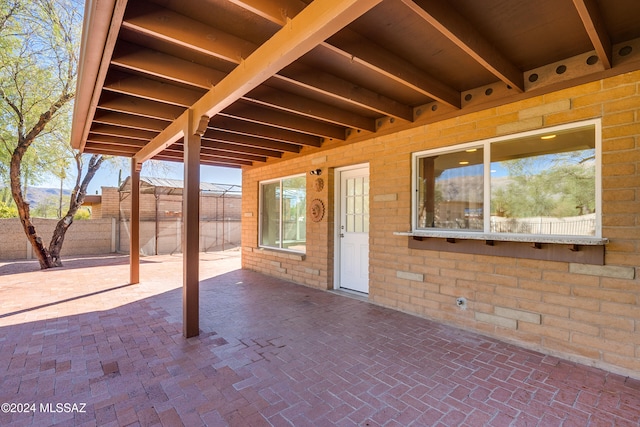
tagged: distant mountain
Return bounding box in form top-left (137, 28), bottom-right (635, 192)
top-left (1, 187), bottom-right (71, 207)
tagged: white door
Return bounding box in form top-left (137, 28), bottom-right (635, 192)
top-left (337, 166), bottom-right (369, 293)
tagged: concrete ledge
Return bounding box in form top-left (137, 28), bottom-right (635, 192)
top-left (569, 263), bottom-right (635, 280)
top-left (396, 270), bottom-right (424, 282)
top-left (257, 247), bottom-right (306, 261)
top-left (475, 312), bottom-right (517, 329)
top-left (305, 267), bottom-right (320, 276)
top-left (495, 307), bottom-right (541, 324)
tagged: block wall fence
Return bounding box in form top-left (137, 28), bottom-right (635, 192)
top-left (0, 188), bottom-right (242, 260)
top-left (0, 218), bottom-right (116, 260)
top-left (242, 70), bottom-right (640, 378)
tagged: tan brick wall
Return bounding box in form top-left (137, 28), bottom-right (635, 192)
top-left (100, 187), bottom-right (120, 218)
top-left (242, 70), bottom-right (640, 378)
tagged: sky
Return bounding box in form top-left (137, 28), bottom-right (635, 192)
top-left (40, 160), bottom-right (242, 195)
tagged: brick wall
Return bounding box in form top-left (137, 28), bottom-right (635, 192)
top-left (99, 187), bottom-right (120, 219)
top-left (242, 70), bottom-right (640, 378)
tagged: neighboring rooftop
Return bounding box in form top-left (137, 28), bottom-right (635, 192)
top-left (119, 176), bottom-right (242, 196)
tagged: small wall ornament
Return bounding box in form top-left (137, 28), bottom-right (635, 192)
top-left (313, 177), bottom-right (324, 192)
top-left (309, 199), bottom-right (325, 222)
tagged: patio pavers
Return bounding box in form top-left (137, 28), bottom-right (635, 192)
top-left (1, 252), bottom-right (639, 426)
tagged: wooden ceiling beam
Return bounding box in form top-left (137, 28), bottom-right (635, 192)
top-left (572, 0), bottom-right (612, 69)
top-left (201, 149), bottom-right (265, 164)
top-left (402, 0), bottom-right (524, 92)
top-left (84, 145), bottom-right (135, 157)
top-left (277, 63), bottom-right (413, 121)
top-left (86, 134), bottom-right (147, 148)
top-left (203, 129), bottom-right (301, 153)
top-left (85, 143), bottom-right (140, 155)
top-left (199, 153), bottom-right (258, 165)
top-left (200, 139), bottom-right (283, 158)
top-left (221, 102), bottom-right (346, 140)
top-left (139, 0), bottom-right (482, 164)
top-left (150, 154), bottom-right (243, 169)
top-left (122, 1), bottom-right (403, 127)
top-left (325, 31), bottom-right (461, 108)
top-left (90, 124), bottom-right (158, 141)
top-left (209, 116), bottom-right (323, 147)
top-left (198, 161), bottom-right (243, 169)
top-left (232, 0), bottom-right (459, 108)
top-left (111, 42), bottom-right (226, 89)
top-left (104, 72), bottom-right (205, 107)
top-left (122, 2), bottom-right (257, 64)
top-left (93, 111), bottom-right (170, 132)
top-left (165, 144), bottom-right (267, 163)
top-left (99, 94), bottom-right (185, 121)
top-left (90, 145), bottom-right (254, 168)
top-left (158, 148), bottom-right (255, 166)
top-left (111, 63), bottom-right (377, 133)
top-left (246, 86), bottom-right (376, 132)
top-left (112, 43), bottom-right (378, 132)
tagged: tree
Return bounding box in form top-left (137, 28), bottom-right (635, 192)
top-left (0, 0), bottom-right (105, 268)
top-left (491, 151), bottom-right (595, 219)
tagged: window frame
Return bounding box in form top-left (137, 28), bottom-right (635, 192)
top-left (411, 119), bottom-right (603, 240)
top-left (258, 173), bottom-right (307, 253)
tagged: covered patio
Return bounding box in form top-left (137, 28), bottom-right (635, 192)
top-left (1, 253), bottom-right (639, 426)
top-left (70, 0), bottom-right (640, 343)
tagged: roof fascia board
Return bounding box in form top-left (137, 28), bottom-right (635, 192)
top-left (71, 0), bottom-right (128, 151)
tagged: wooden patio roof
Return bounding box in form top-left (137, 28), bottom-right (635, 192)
top-left (71, 0), bottom-right (640, 170)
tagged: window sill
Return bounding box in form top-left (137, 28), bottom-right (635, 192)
top-left (257, 246), bottom-right (306, 261)
top-left (394, 230), bottom-right (608, 246)
top-left (394, 231), bottom-right (607, 265)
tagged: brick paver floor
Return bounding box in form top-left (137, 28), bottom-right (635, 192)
top-left (1, 252), bottom-right (639, 426)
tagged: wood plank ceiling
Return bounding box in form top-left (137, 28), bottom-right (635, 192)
top-left (72, 0), bottom-right (640, 169)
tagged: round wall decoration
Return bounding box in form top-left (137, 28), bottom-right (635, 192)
top-left (310, 199), bottom-right (325, 222)
top-left (313, 177), bottom-right (324, 192)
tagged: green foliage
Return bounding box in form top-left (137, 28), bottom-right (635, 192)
top-left (0, 186), bottom-right (16, 216)
top-left (491, 151), bottom-right (595, 219)
top-left (31, 194), bottom-right (60, 218)
top-left (0, 0), bottom-right (81, 188)
top-left (0, 199), bottom-right (18, 217)
top-left (73, 207), bottom-right (90, 220)
top-left (0, 0), bottom-right (106, 268)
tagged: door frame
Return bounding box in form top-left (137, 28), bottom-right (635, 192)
top-left (333, 163), bottom-right (370, 291)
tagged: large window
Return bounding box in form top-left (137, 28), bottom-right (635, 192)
top-left (414, 120), bottom-right (600, 237)
top-left (260, 175), bottom-right (306, 252)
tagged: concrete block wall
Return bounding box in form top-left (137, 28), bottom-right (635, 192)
top-left (242, 70), bottom-right (640, 378)
top-left (0, 218), bottom-right (115, 259)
